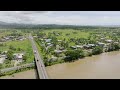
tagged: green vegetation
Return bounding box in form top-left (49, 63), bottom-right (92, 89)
top-left (0, 30), bottom-right (34, 71)
top-left (0, 26), bottom-right (120, 70)
top-left (65, 50), bottom-right (85, 62)
top-left (34, 28), bottom-right (120, 66)
top-left (92, 46), bottom-right (103, 55)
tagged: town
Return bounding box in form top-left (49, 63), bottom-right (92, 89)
top-left (33, 28), bottom-right (120, 66)
top-left (0, 27), bottom-right (120, 78)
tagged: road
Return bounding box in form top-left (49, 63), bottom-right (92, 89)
top-left (1, 63), bottom-right (34, 73)
top-left (29, 34), bottom-right (49, 79)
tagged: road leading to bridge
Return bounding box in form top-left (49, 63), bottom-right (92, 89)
top-left (29, 34), bottom-right (48, 79)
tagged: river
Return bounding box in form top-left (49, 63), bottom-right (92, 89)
top-left (0, 69), bottom-right (37, 79)
top-left (46, 51), bottom-right (120, 79)
top-left (1, 51), bottom-right (120, 79)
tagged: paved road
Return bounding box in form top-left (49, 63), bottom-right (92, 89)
top-left (1, 63), bottom-right (34, 73)
top-left (29, 34), bottom-right (48, 79)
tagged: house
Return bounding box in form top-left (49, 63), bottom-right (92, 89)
top-left (83, 44), bottom-right (94, 49)
top-left (100, 38), bottom-right (105, 40)
top-left (45, 39), bottom-right (52, 42)
top-left (88, 44), bottom-right (95, 47)
top-left (97, 42), bottom-right (105, 47)
top-left (76, 45), bottom-right (83, 49)
top-left (4, 37), bottom-right (10, 40)
top-left (71, 45), bottom-right (83, 49)
top-left (58, 40), bottom-right (62, 42)
top-left (33, 36), bottom-right (37, 38)
top-left (1, 51), bottom-right (8, 54)
top-left (0, 55), bottom-right (7, 64)
top-left (71, 46), bottom-right (77, 49)
top-left (47, 43), bottom-right (52, 46)
top-left (54, 50), bottom-right (63, 54)
top-left (13, 53), bottom-right (24, 61)
top-left (114, 42), bottom-right (119, 44)
top-left (59, 47), bottom-right (65, 50)
top-left (49, 56), bottom-right (57, 62)
top-left (105, 39), bottom-right (113, 43)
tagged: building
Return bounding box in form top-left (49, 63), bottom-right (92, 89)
top-left (105, 39), bottom-right (113, 43)
top-left (0, 55), bottom-right (7, 64)
top-left (54, 50), bottom-right (63, 54)
top-left (76, 45), bottom-right (83, 49)
top-left (71, 45), bottom-right (83, 49)
top-left (59, 47), bottom-right (65, 50)
top-left (83, 44), bottom-right (95, 49)
top-left (97, 42), bottom-right (105, 47)
top-left (45, 39), bottom-right (52, 43)
top-left (114, 42), bottom-right (119, 44)
top-left (13, 53), bottom-right (24, 61)
top-left (88, 44), bottom-right (95, 47)
top-left (58, 40), bottom-right (62, 42)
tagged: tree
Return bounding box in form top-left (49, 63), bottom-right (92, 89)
top-left (113, 44), bottom-right (120, 50)
top-left (18, 48), bottom-right (22, 51)
top-left (65, 49), bottom-right (85, 62)
top-left (23, 54), bottom-right (27, 62)
top-left (92, 46), bottom-right (103, 55)
top-left (7, 50), bottom-right (13, 60)
top-left (9, 45), bottom-right (16, 51)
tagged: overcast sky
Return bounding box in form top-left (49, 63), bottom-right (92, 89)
top-left (0, 11), bottom-right (120, 25)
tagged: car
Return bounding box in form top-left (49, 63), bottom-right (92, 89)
top-left (34, 51), bottom-right (36, 54)
top-left (37, 60), bottom-right (39, 61)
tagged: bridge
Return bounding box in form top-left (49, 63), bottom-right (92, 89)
top-left (29, 34), bottom-right (49, 79)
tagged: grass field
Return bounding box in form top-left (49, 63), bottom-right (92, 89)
top-left (43, 29), bottom-right (90, 40)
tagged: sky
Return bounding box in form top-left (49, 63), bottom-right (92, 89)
top-left (0, 11), bottom-right (120, 25)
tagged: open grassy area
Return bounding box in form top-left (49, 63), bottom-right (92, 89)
top-left (44, 29), bottom-right (90, 40)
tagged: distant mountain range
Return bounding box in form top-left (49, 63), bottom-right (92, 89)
top-left (0, 21), bottom-right (120, 29)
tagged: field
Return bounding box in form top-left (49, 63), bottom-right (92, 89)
top-left (44, 29), bottom-right (90, 39)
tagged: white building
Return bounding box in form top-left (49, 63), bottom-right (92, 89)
top-left (45, 39), bottom-right (52, 42)
top-left (13, 53), bottom-right (24, 61)
top-left (105, 40), bottom-right (113, 43)
top-left (0, 55), bottom-right (7, 64)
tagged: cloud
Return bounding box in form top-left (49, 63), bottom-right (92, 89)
top-left (0, 11), bottom-right (120, 25)
top-left (17, 11), bottom-right (48, 14)
top-left (0, 11), bottom-right (48, 24)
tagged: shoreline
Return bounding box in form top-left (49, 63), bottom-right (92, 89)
top-left (46, 50), bottom-right (120, 79)
top-left (0, 69), bottom-right (37, 79)
top-left (46, 50), bottom-right (120, 67)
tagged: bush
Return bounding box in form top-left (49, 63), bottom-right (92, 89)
top-left (92, 46), bottom-right (103, 55)
top-left (65, 49), bottom-right (85, 62)
top-left (87, 52), bottom-right (92, 56)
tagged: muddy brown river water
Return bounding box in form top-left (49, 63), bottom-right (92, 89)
top-left (46, 51), bottom-right (120, 79)
top-left (1, 51), bottom-right (120, 79)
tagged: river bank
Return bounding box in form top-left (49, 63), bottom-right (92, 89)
top-left (0, 69), bottom-right (36, 79)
